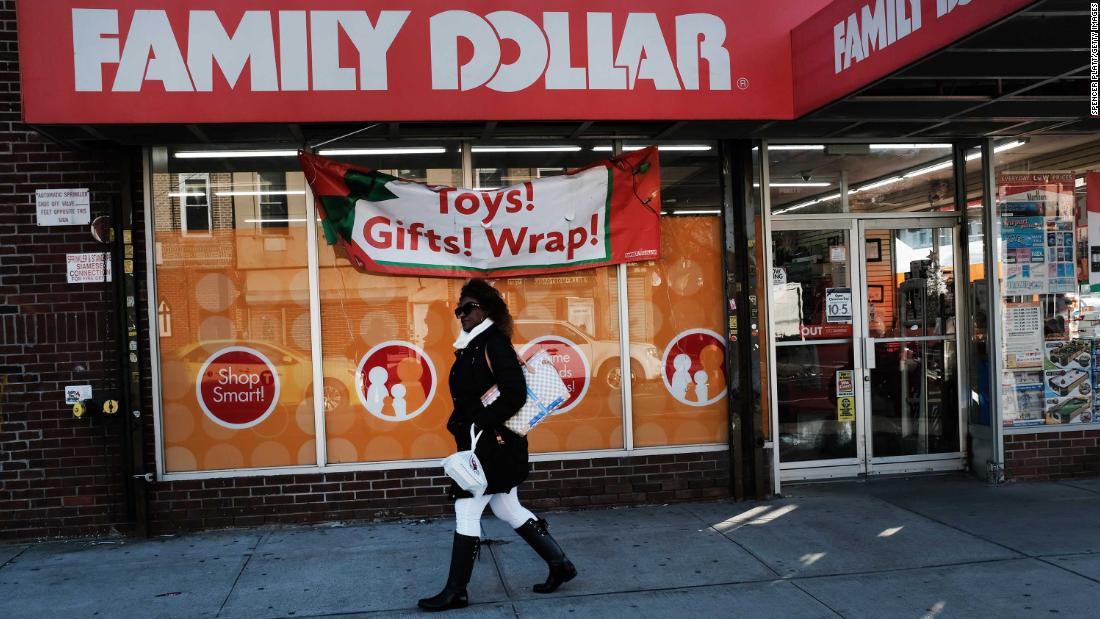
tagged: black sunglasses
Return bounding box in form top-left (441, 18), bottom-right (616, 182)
top-left (454, 302), bottom-right (482, 318)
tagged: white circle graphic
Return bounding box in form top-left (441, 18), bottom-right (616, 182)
top-left (355, 340), bottom-right (437, 422)
top-left (661, 328), bottom-right (727, 407)
top-left (195, 345), bottom-right (282, 429)
top-left (519, 335), bottom-right (591, 414)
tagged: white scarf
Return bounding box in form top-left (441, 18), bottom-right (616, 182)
top-left (453, 318), bottom-right (494, 350)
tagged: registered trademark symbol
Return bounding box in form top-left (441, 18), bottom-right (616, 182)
top-left (736, 77), bottom-right (749, 90)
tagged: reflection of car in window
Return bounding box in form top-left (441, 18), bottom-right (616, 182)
top-left (174, 340), bottom-right (351, 414)
top-left (514, 320), bottom-right (661, 389)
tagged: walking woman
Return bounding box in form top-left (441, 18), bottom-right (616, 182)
top-left (418, 278), bottom-right (577, 611)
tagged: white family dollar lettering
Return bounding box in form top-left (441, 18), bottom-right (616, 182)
top-left (71, 9), bottom-right (732, 93)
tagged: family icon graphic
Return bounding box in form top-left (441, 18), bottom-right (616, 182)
top-left (662, 329), bottom-right (727, 407)
top-left (357, 341), bottom-right (436, 422)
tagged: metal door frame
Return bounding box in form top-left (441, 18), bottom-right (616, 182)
top-left (856, 217), bottom-right (968, 477)
top-left (768, 215), bottom-right (968, 483)
top-left (770, 217), bottom-right (868, 480)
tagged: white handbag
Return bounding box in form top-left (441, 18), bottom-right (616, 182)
top-left (442, 425), bottom-right (488, 497)
top-left (482, 350), bottom-right (571, 436)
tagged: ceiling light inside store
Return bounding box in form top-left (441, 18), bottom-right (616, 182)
top-left (174, 150), bottom-right (297, 159)
top-left (964, 140), bottom-right (1026, 161)
top-left (670, 209), bottom-right (721, 215)
top-left (869, 144), bottom-right (951, 150)
top-left (767, 145), bottom-right (825, 151)
top-left (216, 190), bottom-right (307, 197)
top-left (471, 146), bottom-right (581, 153)
top-left (591, 145), bottom-right (712, 152)
top-left (903, 161), bottom-right (954, 178)
top-left (851, 176), bottom-right (904, 192)
top-left (166, 192), bottom-right (206, 198)
top-left (763, 182), bottom-right (832, 188)
top-left (774, 192), bottom-right (841, 214)
top-left (317, 147), bottom-right (447, 156)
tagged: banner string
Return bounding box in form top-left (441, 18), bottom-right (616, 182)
top-left (309, 123), bottom-right (381, 151)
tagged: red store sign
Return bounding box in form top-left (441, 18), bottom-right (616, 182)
top-left (17, 0), bottom-right (806, 124)
top-left (791, 0), bottom-right (1036, 116)
top-left (17, 1), bottom-right (1034, 124)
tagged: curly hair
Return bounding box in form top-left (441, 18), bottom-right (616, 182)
top-left (460, 278), bottom-right (513, 338)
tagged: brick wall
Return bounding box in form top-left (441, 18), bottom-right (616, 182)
top-left (1004, 430), bottom-right (1100, 481)
top-left (150, 451), bottom-right (730, 534)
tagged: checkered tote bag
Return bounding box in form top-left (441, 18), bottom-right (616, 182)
top-left (481, 350), bottom-right (571, 436)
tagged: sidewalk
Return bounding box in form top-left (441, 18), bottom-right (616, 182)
top-left (3, 474), bottom-right (1100, 618)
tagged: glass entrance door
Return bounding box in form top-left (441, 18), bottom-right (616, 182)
top-left (860, 220), bottom-right (965, 473)
top-left (771, 221), bottom-right (865, 478)
top-left (770, 217), bottom-right (966, 481)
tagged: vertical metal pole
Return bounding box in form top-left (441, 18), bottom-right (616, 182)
top-left (115, 151), bottom-right (149, 537)
top-left (305, 184), bottom-right (328, 468)
top-left (461, 142), bottom-right (474, 189)
top-left (981, 139), bottom-right (1006, 482)
top-left (953, 142), bottom-right (974, 464)
top-left (840, 170), bottom-right (850, 213)
top-left (759, 141), bottom-right (782, 496)
top-left (718, 141), bottom-right (743, 499)
top-left (723, 140), bottom-right (765, 499)
top-left (612, 140), bottom-right (634, 451)
top-left (144, 148), bottom-right (166, 481)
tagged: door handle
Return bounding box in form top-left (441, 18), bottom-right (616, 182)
top-left (864, 337), bottom-right (877, 370)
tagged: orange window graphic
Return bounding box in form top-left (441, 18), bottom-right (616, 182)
top-left (155, 163), bottom-right (728, 473)
top-left (155, 170), bottom-right (317, 472)
top-left (629, 216), bottom-right (729, 447)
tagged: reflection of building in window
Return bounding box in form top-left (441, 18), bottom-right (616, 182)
top-left (476, 168), bottom-right (502, 189)
top-left (158, 300), bottom-right (172, 337)
top-left (258, 171), bottom-right (289, 231)
top-left (898, 228), bottom-right (932, 250)
top-left (566, 297), bottom-right (595, 336)
top-left (180, 173), bottom-right (211, 234)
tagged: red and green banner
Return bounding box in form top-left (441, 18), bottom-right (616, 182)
top-left (300, 148), bottom-right (661, 277)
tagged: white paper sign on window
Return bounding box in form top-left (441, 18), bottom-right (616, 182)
top-left (825, 287), bottom-right (853, 324)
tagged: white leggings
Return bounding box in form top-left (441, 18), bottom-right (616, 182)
top-left (454, 487), bottom-right (537, 537)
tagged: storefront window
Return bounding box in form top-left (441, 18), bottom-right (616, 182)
top-left (471, 143), bottom-right (625, 451)
top-left (152, 140), bottom-right (730, 477)
top-left (316, 147), bottom-right (464, 463)
top-left (994, 136), bottom-right (1100, 429)
top-left (768, 143), bottom-right (957, 215)
top-left (153, 151), bottom-right (317, 472)
top-left (627, 144), bottom-right (728, 447)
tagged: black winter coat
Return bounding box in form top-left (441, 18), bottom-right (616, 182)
top-left (446, 323), bottom-right (529, 498)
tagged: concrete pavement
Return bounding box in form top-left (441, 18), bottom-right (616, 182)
top-left (3, 474), bottom-right (1100, 618)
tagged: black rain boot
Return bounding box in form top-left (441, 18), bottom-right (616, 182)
top-left (515, 518), bottom-right (577, 593)
top-left (417, 532), bottom-right (480, 611)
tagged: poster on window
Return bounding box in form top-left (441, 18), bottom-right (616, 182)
top-left (1003, 302), bottom-right (1043, 369)
top-left (1087, 172), bottom-right (1100, 286)
top-left (999, 173), bottom-right (1077, 297)
top-left (1043, 340), bottom-right (1094, 425)
top-left (1002, 370), bottom-right (1045, 427)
